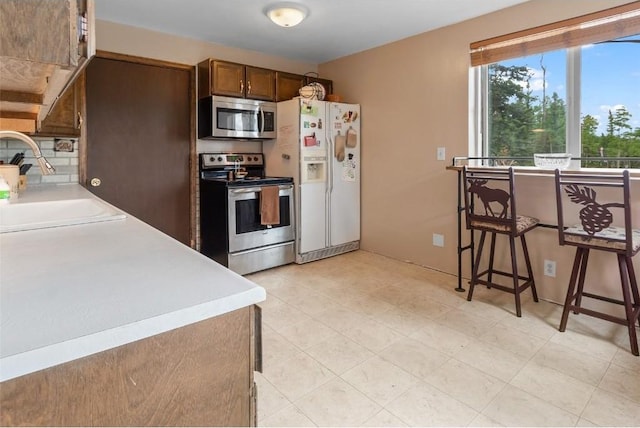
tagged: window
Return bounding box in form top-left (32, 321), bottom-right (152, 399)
top-left (485, 49), bottom-right (567, 160)
top-left (471, 3), bottom-right (640, 168)
top-left (580, 36), bottom-right (640, 167)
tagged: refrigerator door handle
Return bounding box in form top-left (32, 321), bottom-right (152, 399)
top-left (327, 133), bottom-right (333, 247)
top-left (327, 135), bottom-right (333, 193)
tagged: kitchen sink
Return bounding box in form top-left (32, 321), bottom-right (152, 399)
top-left (0, 198), bottom-right (126, 233)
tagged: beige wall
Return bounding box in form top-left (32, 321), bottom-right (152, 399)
top-left (318, 0), bottom-right (637, 303)
top-left (96, 3), bottom-right (637, 304)
top-left (96, 20), bottom-right (317, 73)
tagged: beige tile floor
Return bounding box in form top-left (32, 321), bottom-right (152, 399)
top-left (246, 250), bottom-right (640, 427)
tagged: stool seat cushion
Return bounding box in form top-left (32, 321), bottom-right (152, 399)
top-left (564, 225), bottom-right (640, 252)
top-left (470, 215), bottom-right (539, 234)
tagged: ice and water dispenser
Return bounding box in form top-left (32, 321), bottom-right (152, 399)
top-left (301, 156), bottom-right (326, 183)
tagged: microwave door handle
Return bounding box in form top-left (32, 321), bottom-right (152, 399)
top-left (259, 108), bottom-right (265, 133)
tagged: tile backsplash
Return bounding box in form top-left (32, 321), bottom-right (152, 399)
top-left (0, 137), bottom-right (79, 185)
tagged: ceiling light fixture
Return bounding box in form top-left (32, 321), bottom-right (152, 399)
top-left (265, 3), bottom-right (308, 28)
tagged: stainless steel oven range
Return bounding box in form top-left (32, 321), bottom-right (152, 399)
top-left (199, 152), bottom-right (295, 275)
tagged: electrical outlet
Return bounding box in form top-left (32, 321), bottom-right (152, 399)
top-left (544, 259), bottom-right (556, 277)
top-left (433, 233), bottom-right (444, 247)
top-left (437, 147), bottom-right (446, 161)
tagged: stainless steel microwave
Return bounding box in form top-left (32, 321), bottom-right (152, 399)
top-left (198, 95), bottom-right (277, 140)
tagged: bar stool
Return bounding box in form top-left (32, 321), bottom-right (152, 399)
top-left (555, 169), bottom-right (640, 356)
top-left (463, 166), bottom-right (539, 317)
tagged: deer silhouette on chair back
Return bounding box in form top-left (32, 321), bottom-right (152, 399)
top-left (463, 167), bottom-right (517, 233)
top-left (468, 179), bottom-right (511, 219)
top-left (464, 167), bottom-right (517, 233)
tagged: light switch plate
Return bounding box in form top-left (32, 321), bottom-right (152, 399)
top-left (437, 147), bottom-right (446, 161)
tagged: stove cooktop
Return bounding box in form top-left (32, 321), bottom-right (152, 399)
top-left (201, 175), bottom-right (293, 187)
top-left (199, 152), bottom-right (293, 187)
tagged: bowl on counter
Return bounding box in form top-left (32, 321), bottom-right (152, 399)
top-left (534, 153), bottom-right (572, 170)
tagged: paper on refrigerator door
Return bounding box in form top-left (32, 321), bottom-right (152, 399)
top-left (277, 124), bottom-right (295, 150)
top-left (342, 156), bottom-right (356, 182)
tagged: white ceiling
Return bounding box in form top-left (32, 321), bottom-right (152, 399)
top-left (95, 0), bottom-right (529, 63)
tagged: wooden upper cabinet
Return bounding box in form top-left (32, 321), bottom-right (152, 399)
top-left (199, 59), bottom-right (275, 101)
top-left (276, 72), bottom-right (304, 102)
top-left (34, 72), bottom-right (84, 137)
top-left (0, 0), bottom-right (95, 132)
top-left (197, 59), bottom-right (336, 102)
top-left (245, 66), bottom-right (275, 101)
top-left (305, 75), bottom-right (333, 97)
top-left (211, 60), bottom-right (245, 98)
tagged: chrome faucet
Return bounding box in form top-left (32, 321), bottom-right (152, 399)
top-left (0, 130), bottom-right (56, 175)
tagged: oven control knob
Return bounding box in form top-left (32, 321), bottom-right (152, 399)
top-left (253, 156), bottom-right (259, 161)
top-left (217, 156), bottom-right (223, 162)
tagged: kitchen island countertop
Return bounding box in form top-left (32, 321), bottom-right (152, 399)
top-left (0, 184), bottom-right (266, 382)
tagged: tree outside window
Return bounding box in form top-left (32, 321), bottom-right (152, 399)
top-left (482, 35), bottom-right (640, 169)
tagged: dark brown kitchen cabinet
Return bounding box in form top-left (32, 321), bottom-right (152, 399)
top-left (245, 66), bottom-right (276, 101)
top-left (276, 71), bottom-right (305, 101)
top-left (32, 73), bottom-right (84, 137)
top-left (0, 0), bottom-right (94, 133)
top-left (305, 75), bottom-right (333, 96)
top-left (210, 60), bottom-right (244, 98)
top-left (198, 59), bottom-right (275, 101)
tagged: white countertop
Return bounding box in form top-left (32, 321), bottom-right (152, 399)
top-left (0, 184), bottom-right (266, 382)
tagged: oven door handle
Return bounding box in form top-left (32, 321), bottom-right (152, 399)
top-left (230, 184), bottom-right (293, 194)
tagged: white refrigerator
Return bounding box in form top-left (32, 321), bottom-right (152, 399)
top-left (264, 98), bottom-right (361, 263)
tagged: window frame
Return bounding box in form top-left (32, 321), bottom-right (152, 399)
top-left (474, 43), bottom-right (638, 170)
top-left (470, 2), bottom-right (640, 169)
top-left (566, 47), bottom-right (581, 164)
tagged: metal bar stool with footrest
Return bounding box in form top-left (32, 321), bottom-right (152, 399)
top-left (463, 166), bottom-right (539, 317)
top-left (554, 169), bottom-right (640, 356)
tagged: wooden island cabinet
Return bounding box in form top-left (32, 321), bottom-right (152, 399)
top-left (0, 306), bottom-right (261, 427)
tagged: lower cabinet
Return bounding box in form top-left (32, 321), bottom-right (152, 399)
top-left (0, 305), bottom-right (261, 427)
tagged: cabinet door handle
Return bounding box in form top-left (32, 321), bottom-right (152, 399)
top-left (247, 80), bottom-right (251, 94)
top-left (254, 305), bottom-right (262, 373)
top-left (240, 79), bottom-right (244, 94)
top-left (77, 112), bottom-right (83, 129)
